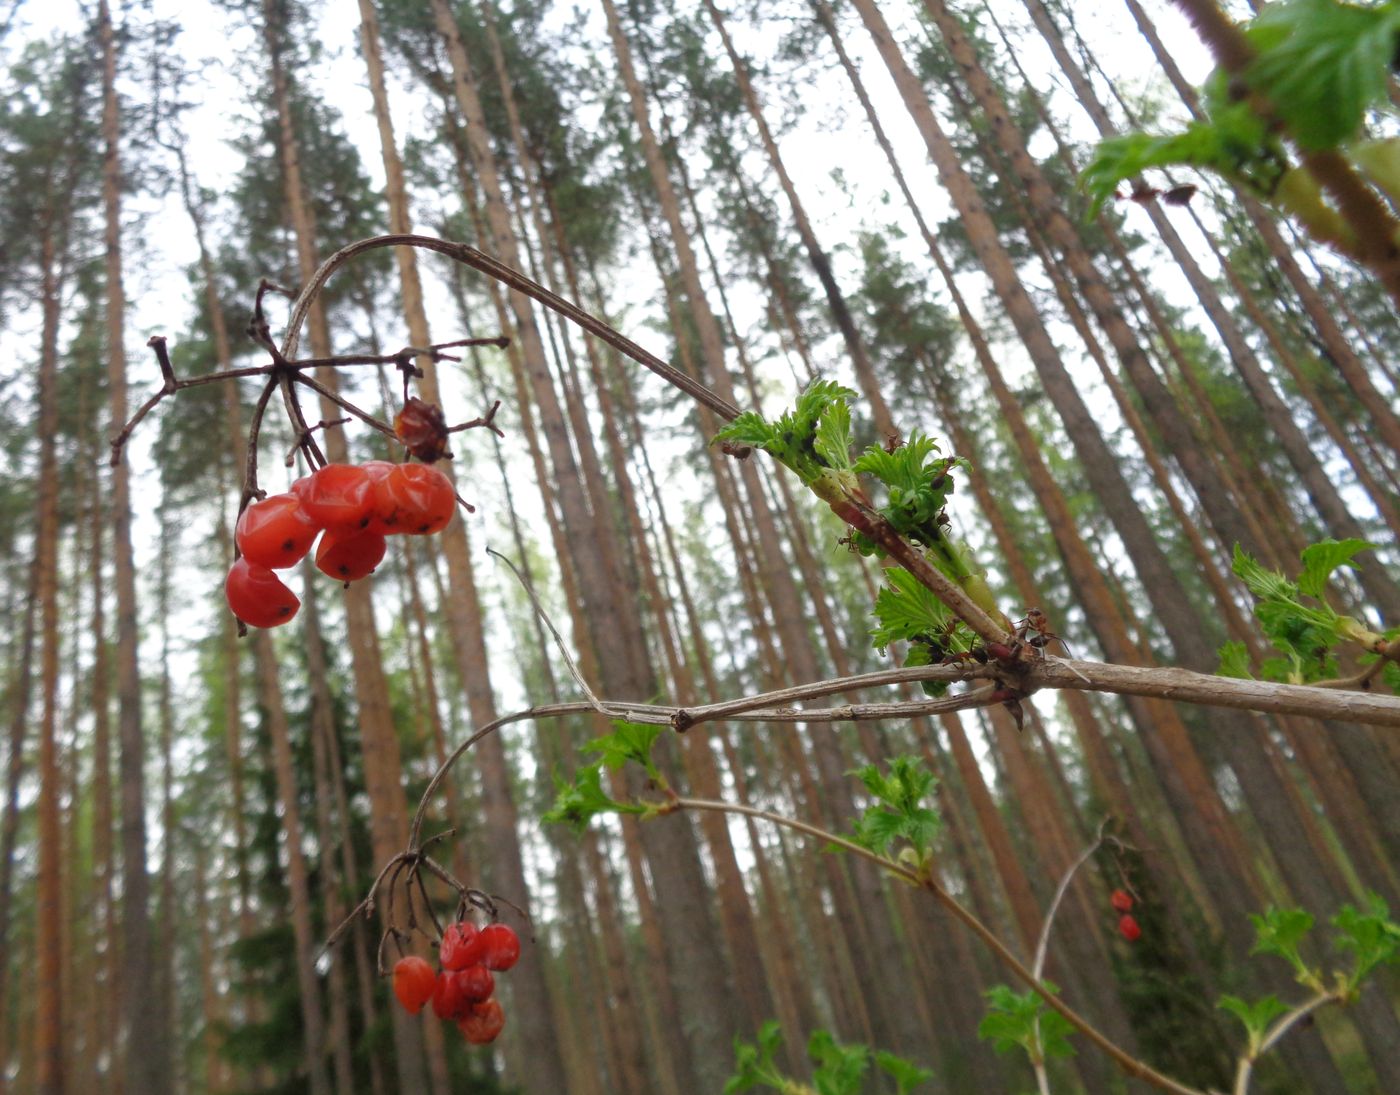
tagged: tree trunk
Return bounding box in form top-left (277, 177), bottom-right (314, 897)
top-left (99, 1), bottom-right (163, 1086)
top-left (33, 201), bottom-right (66, 1095)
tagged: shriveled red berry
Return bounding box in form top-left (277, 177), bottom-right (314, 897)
top-left (440, 921), bottom-right (484, 972)
top-left (374, 463), bottom-right (457, 535)
top-left (392, 956), bottom-right (436, 1015)
top-left (225, 558), bottom-right (300, 628)
top-left (235, 493), bottom-right (320, 569)
top-left (1118, 914), bottom-right (1141, 942)
top-left (431, 970), bottom-right (469, 1021)
top-left (296, 464), bottom-right (375, 532)
top-left (458, 998), bottom-right (505, 1045)
top-left (394, 396), bottom-right (451, 463)
top-left (456, 965), bottom-right (494, 1005)
top-left (479, 923), bottom-right (520, 972)
top-left (315, 527), bottom-right (387, 582)
top-left (1110, 889), bottom-right (1134, 914)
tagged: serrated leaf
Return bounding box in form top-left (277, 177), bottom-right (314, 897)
top-left (714, 411), bottom-right (778, 453)
top-left (1245, 0), bottom-right (1400, 149)
top-left (542, 762), bottom-right (639, 833)
top-left (874, 1051), bottom-right (935, 1093)
top-left (872, 568), bottom-right (952, 650)
top-left (1233, 545), bottom-right (1298, 602)
top-left (847, 756), bottom-right (942, 860)
top-left (978, 984), bottom-right (1074, 1061)
top-left (1217, 640), bottom-right (1255, 679)
top-left (1219, 994), bottom-right (1289, 1044)
top-left (1079, 97), bottom-right (1277, 214)
top-left (1250, 906), bottom-right (1315, 977)
top-left (1298, 538), bottom-right (1374, 599)
top-left (1332, 892), bottom-right (1400, 987)
top-left (814, 398), bottom-right (853, 472)
top-left (582, 720), bottom-right (664, 772)
top-left (808, 1029), bottom-right (869, 1095)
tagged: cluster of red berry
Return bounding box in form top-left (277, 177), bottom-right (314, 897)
top-left (390, 921), bottom-right (520, 1045)
top-left (1111, 888), bottom-right (1141, 942)
top-left (225, 461), bottom-right (457, 628)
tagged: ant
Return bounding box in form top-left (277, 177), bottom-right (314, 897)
top-left (1014, 607), bottom-right (1072, 658)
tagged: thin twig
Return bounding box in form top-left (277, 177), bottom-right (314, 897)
top-left (1234, 992), bottom-right (1340, 1095)
top-left (672, 797), bottom-right (1206, 1095)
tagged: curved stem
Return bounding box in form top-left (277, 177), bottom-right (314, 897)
top-left (673, 796), bottom-right (1207, 1095)
top-left (1234, 993), bottom-right (1339, 1095)
top-left (278, 233), bottom-right (741, 421)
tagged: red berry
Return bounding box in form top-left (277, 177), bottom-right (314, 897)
top-left (225, 558), bottom-right (301, 628)
top-left (295, 464), bottom-right (375, 532)
top-left (1118, 914), bottom-right (1142, 942)
top-left (374, 463), bottom-right (457, 535)
top-left (478, 923), bottom-right (520, 972)
top-left (1110, 889), bottom-right (1134, 914)
top-left (440, 921), bottom-right (484, 972)
top-left (392, 956), bottom-right (436, 1015)
top-left (394, 397), bottom-right (451, 463)
top-left (431, 970), bottom-right (469, 1021)
top-left (456, 965), bottom-right (494, 1005)
top-left (315, 527), bottom-right (387, 582)
top-left (235, 493), bottom-right (320, 569)
top-left (458, 998), bottom-right (505, 1045)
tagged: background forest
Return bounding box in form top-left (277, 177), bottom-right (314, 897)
top-left (2, 0), bottom-right (1400, 1092)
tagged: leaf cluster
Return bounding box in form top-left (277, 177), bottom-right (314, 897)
top-left (713, 379), bottom-right (858, 488)
top-left (1218, 539), bottom-right (1393, 684)
top-left (1080, 0), bottom-right (1400, 224)
top-left (727, 1021), bottom-right (933, 1095)
top-left (541, 721), bottom-right (666, 833)
top-left (977, 983), bottom-right (1076, 1066)
top-left (845, 756), bottom-right (941, 878)
top-left (871, 567), bottom-right (979, 696)
top-left (1220, 895), bottom-right (1400, 1051)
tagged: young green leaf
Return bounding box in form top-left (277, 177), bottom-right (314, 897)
top-left (807, 1029), bottom-right (870, 1095)
top-left (847, 756), bottom-right (942, 862)
top-left (978, 984), bottom-right (1076, 1063)
top-left (813, 396), bottom-right (853, 473)
top-left (874, 1051), bottom-right (935, 1094)
top-left (1250, 906), bottom-right (1316, 982)
top-left (871, 568), bottom-right (953, 650)
top-left (1217, 640), bottom-right (1254, 679)
top-left (1218, 994), bottom-right (1289, 1049)
top-left (1331, 893), bottom-right (1400, 989)
top-left (582, 720), bottom-right (665, 779)
top-left (542, 762), bottom-right (643, 833)
top-left (1297, 538), bottom-right (1374, 599)
top-left (1245, 0), bottom-right (1400, 149)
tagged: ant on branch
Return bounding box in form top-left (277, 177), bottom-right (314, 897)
top-left (1014, 607), bottom-right (1072, 658)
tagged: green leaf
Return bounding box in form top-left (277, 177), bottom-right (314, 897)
top-left (1298, 538), bottom-right (1374, 599)
top-left (807, 1029), bottom-right (869, 1095)
top-left (714, 411), bottom-right (778, 453)
top-left (1332, 892), bottom-right (1400, 988)
top-left (813, 397), bottom-right (853, 473)
top-left (847, 756), bottom-right (942, 860)
top-left (1233, 545), bottom-right (1298, 602)
top-left (871, 568), bottom-right (952, 650)
top-left (582, 720), bottom-right (664, 773)
top-left (1219, 994), bottom-right (1289, 1045)
top-left (1079, 97), bottom-right (1279, 214)
top-left (978, 983), bottom-right (1075, 1062)
top-left (725, 1022), bottom-right (792, 1094)
top-left (874, 1051), bottom-right (935, 1094)
top-left (542, 762), bottom-right (641, 833)
top-left (1250, 906), bottom-right (1316, 979)
top-left (1245, 0), bottom-right (1400, 149)
top-left (903, 642), bottom-right (950, 698)
top-left (1217, 640), bottom-right (1255, 679)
